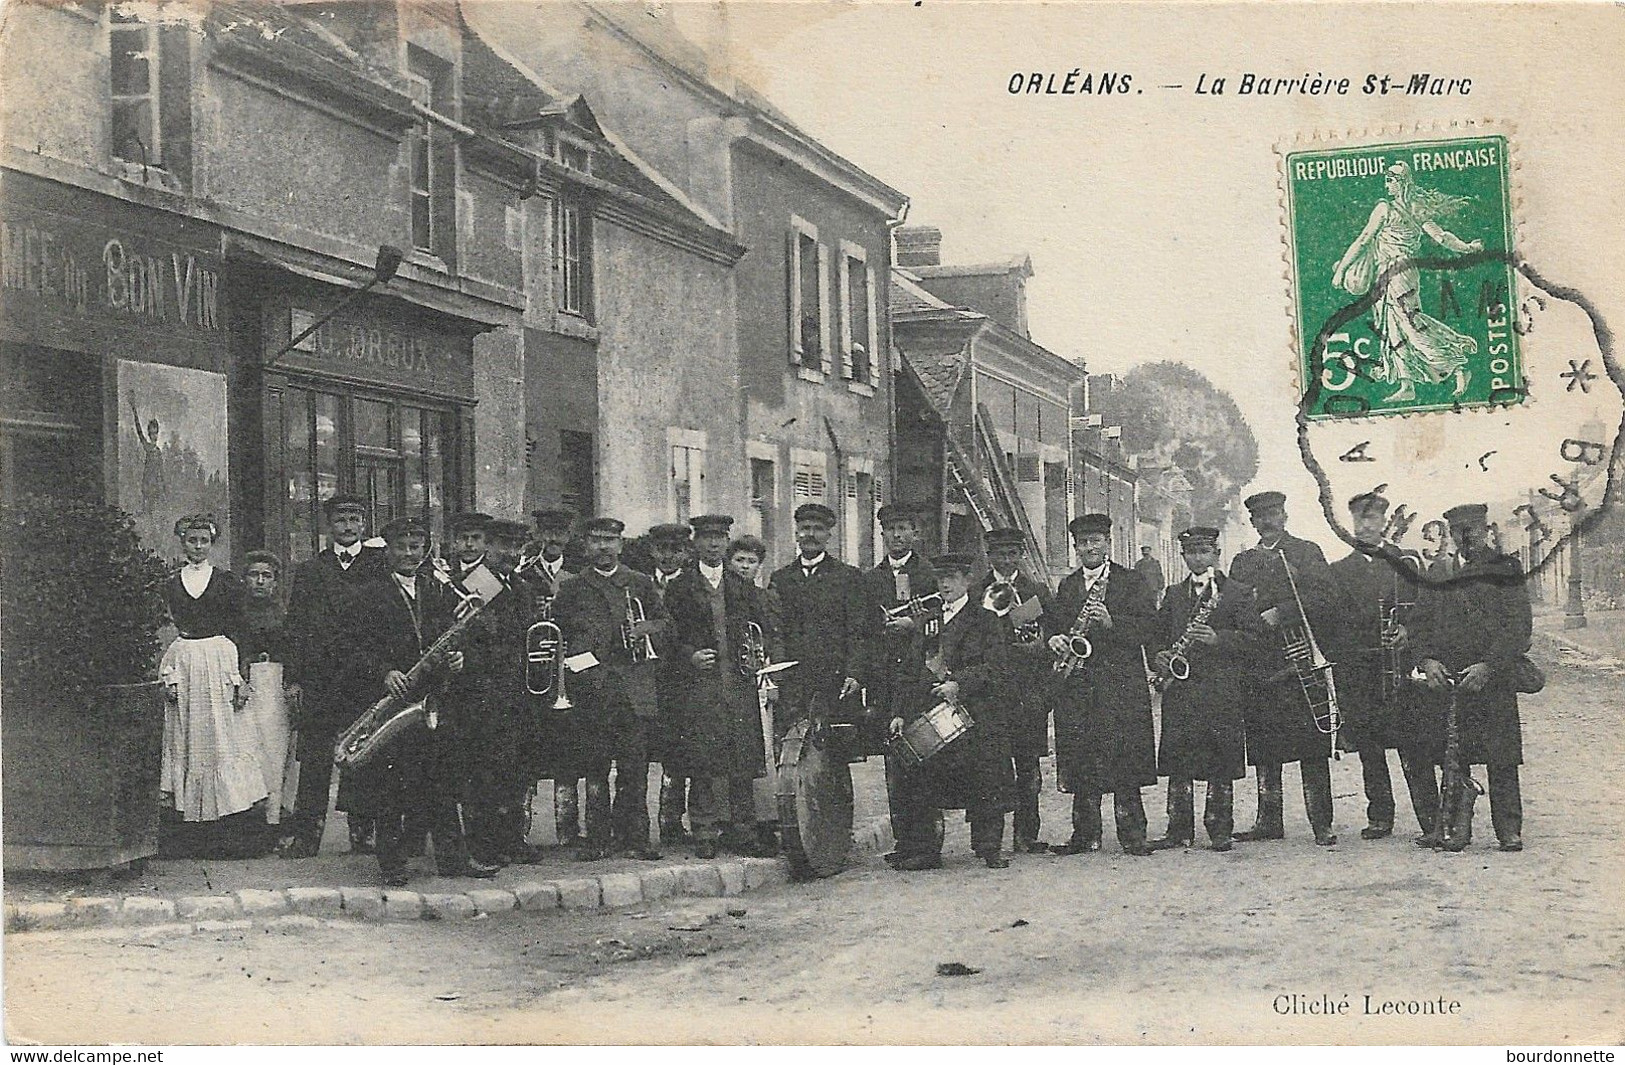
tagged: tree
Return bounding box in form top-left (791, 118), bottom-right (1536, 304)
top-left (1092, 362), bottom-right (1259, 519)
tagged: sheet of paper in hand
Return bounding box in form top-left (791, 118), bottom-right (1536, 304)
top-left (1281, 126), bottom-right (1621, 573)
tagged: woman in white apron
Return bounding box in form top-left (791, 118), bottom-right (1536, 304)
top-left (239, 550), bottom-right (301, 851)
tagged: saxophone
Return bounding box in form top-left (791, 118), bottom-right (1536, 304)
top-left (1052, 566), bottom-right (1110, 678)
top-left (1155, 585), bottom-right (1221, 690)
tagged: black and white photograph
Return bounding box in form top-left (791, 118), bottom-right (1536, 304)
top-left (1, 0), bottom-right (1622, 1049)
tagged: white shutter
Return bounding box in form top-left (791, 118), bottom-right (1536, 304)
top-left (837, 253), bottom-right (853, 379)
top-left (865, 262), bottom-right (881, 389)
top-left (817, 242), bottom-right (832, 376)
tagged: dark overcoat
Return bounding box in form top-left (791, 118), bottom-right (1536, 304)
top-left (665, 568), bottom-right (778, 779)
top-left (1151, 573), bottom-right (1264, 782)
top-left (515, 560), bottom-right (577, 778)
top-left (862, 553), bottom-right (940, 726)
top-left (767, 556), bottom-right (874, 741)
top-left (1228, 533), bottom-right (1337, 765)
top-left (1044, 562), bottom-right (1157, 794)
top-left (444, 560), bottom-right (531, 794)
top-left (282, 546), bottom-right (390, 727)
top-left (1408, 553), bottom-right (1532, 767)
top-left (1327, 548), bottom-right (1429, 752)
top-left (551, 565), bottom-right (669, 769)
top-left (899, 600), bottom-right (1014, 812)
top-left (968, 568), bottom-right (1053, 761)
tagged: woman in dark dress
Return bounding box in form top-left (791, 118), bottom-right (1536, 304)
top-left (239, 550), bottom-right (299, 845)
top-left (158, 516), bottom-right (268, 856)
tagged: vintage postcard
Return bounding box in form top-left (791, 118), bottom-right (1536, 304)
top-left (2, 0), bottom-right (1621, 1051)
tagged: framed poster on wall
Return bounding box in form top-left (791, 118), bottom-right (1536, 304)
top-left (116, 360), bottom-right (229, 564)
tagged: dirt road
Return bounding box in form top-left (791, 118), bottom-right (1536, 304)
top-left (6, 648), bottom-right (1621, 1045)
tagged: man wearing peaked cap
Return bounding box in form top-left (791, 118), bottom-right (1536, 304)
top-left (447, 512), bottom-right (494, 580)
top-left (689, 514), bottom-right (735, 535)
top-left (277, 493), bottom-right (390, 858)
top-left (1044, 513), bottom-right (1159, 856)
top-left (793, 502), bottom-right (837, 527)
top-left (582, 516), bottom-right (627, 536)
top-left (1409, 500), bottom-right (1532, 853)
top-left (523, 506), bottom-right (585, 849)
top-left (1229, 490), bottom-right (1340, 846)
top-left (644, 523), bottom-right (694, 844)
top-left (532, 506), bottom-right (577, 531)
top-left (866, 501), bottom-right (940, 775)
top-left (972, 526), bottom-right (1055, 853)
top-left (1326, 490), bottom-right (1438, 846)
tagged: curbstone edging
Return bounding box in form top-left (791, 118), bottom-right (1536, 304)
top-left (422, 893), bottom-right (477, 920)
top-left (175, 895), bottom-right (240, 921)
top-left (512, 881), bottom-right (560, 912)
top-left (194, 918), bottom-right (252, 934)
top-left (340, 887), bottom-right (385, 919)
top-left (120, 896), bottom-right (177, 924)
top-left (64, 896), bottom-right (120, 926)
top-left (9, 902), bottom-right (69, 932)
top-left (741, 857), bottom-right (790, 890)
top-left (598, 873), bottom-right (643, 908)
top-left (382, 891), bottom-right (424, 920)
top-left (266, 914), bottom-right (324, 932)
top-left (717, 861), bottom-right (747, 896)
top-left (639, 867), bottom-right (679, 901)
top-left (555, 878), bottom-right (602, 910)
top-left (466, 888), bottom-right (517, 915)
top-left (286, 887), bottom-right (343, 916)
top-left (234, 889), bottom-right (291, 918)
top-left (678, 865), bottom-right (724, 897)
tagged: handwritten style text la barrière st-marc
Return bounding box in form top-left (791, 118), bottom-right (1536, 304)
top-left (1005, 72), bottom-right (1472, 96)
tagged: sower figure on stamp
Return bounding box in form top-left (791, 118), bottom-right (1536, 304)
top-left (885, 553), bottom-right (1014, 870)
top-left (863, 503), bottom-right (942, 854)
top-left (646, 523), bottom-right (694, 847)
top-left (1327, 492), bottom-right (1441, 842)
top-left (1228, 491), bottom-right (1339, 846)
top-left (767, 503), bottom-right (872, 744)
top-left (520, 507), bottom-right (583, 848)
top-left (665, 515), bottom-right (779, 859)
top-left (344, 517), bottom-right (498, 886)
top-left (1149, 526), bottom-right (1265, 852)
top-left (553, 516), bottom-right (669, 862)
top-left (277, 494), bottom-right (389, 858)
top-left (1045, 513), bottom-right (1158, 857)
top-left (1409, 503), bottom-right (1533, 852)
top-left (970, 526), bottom-right (1054, 854)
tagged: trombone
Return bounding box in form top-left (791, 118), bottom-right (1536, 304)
top-left (1273, 547), bottom-right (1342, 759)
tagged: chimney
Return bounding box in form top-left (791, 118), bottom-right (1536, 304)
top-left (895, 225), bottom-right (942, 268)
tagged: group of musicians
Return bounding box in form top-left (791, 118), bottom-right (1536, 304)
top-left (272, 485), bottom-right (1534, 886)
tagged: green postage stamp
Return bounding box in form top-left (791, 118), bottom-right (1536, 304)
top-left (1284, 133), bottom-right (1520, 420)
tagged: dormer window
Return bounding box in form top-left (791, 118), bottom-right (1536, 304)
top-left (557, 140), bottom-right (592, 174)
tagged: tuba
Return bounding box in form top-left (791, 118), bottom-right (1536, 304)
top-left (1271, 547), bottom-right (1342, 758)
top-left (1053, 566), bottom-right (1110, 678)
top-left (622, 587), bottom-right (658, 663)
top-left (525, 619), bottom-right (572, 710)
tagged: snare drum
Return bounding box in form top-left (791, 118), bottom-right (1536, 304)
top-left (895, 700), bottom-right (975, 768)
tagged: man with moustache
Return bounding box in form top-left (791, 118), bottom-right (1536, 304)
top-left (646, 522), bottom-right (695, 847)
top-left (1044, 513), bottom-right (1158, 856)
top-left (520, 507), bottom-right (585, 847)
top-left (970, 527), bottom-right (1054, 853)
top-left (1228, 491), bottom-right (1339, 846)
top-left (277, 495), bottom-right (389, 858)
top-left (552, 517), bottom-right (669, 861)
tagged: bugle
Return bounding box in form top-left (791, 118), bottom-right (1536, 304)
top-left (525, 619), bottom-right (573, 710)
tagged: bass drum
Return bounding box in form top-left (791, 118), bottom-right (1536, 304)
top-left (775, 716), bottom-right (854, 880)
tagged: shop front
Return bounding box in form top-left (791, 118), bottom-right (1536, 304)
top-left (239, 260), bottom-right (482, 563)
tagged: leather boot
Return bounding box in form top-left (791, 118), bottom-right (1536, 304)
top-left (555, 780), bottom-right (583, 846)
top-left (1234, 765), bottom-right (1285, 841)
top-left (1151, 778), bottom-right (1196, 849)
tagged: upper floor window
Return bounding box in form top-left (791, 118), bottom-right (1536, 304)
top-left (557, 140), bottom-right (593, 174)
top-left (554, 195), bottom-right (593, 320)
top-left (838, 241), bottom-right (880, 391)
top-left (669, 430), bottom-right (707, 523)
top-left (406, 45), bottom-right (456, 266)
top-left (108, 14), bottom-right (189, 184)
top-left (787, 216), bottom-right (829, 374)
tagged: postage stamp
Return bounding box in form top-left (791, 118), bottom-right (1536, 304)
top-left (1285, 132), bottom-right (1520, 420)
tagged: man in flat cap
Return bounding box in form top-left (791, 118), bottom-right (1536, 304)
top-left (885, 552), bottom-right (1014, 870)
top-left (277, 494), bottom-right (389, 858)
top-left (971, 527), bottom-right (1055, 853)
top-left (345, 516), bottom-right (497, 884)
top-left (663, 515), bottom-right (779, 857)
top-left (1149, 526), bottom-right (1266, 851)
top-left (1409, 503), bottom-right (1533, 851)
top-left (1327, 492), bottom-right (1441, 843)
top-left (520, 507), bottom-right (586, 847)
top-left (644, 522), bottom-right (694, 845)
top-left (1044, 513), bottom-right (1158, 856)
top-left (865, 503), bottom-right (941, 806)
top-left (552, 516), bottom-right (670, 860)
top-left (1229, 490), bottom-right (1340, 846)
top-left (769, 502), bottom-right (873, 741)
top-left (1135, 546), bottom-right (1166, 608)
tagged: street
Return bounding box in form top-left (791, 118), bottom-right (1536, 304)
top-left (5, 641), bottom-right (1621, 1045)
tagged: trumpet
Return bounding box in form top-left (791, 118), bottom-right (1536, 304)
top-left (884, 592), bottom-right (943, 622)
top-left (1053, 566), bottom-right (1110, 678)
top-left (621, 588), bottom-right (658, 663)
top-left (525, 619), bottom-right (573, 710)
top-left (1378, 592), bottom-right (1415, 703)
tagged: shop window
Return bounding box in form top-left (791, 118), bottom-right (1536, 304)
top-left (107, 14), bottom-right (190, 185)
top-left (0, 344), bottom-right (101, 506)
top-left (554, 196), bottom-right (593, 320)
top-left (558, 429), bottom-right (594, 517)
top-left (406, 45), bottom-right (457, 267)
top-left (838, 242), bottom-right (879, 389)
top-left (787, 217), bottom-right (828, 373)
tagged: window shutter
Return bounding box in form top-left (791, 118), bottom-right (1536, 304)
top-left (157, 26), bottom-right (192, 184)
top-left (786, 228), bottom-right (801, 366)
top-left (817, 242), bottom-right (832, 375)
top-left (865, 262), bottom-right (881, 389)
top-left (837, 254), bottom-right (854, 379)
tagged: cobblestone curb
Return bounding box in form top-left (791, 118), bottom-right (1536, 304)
top-left (5, 815), bottom-right (894, 936)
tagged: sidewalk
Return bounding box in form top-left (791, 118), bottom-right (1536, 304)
top-left (5, 761), bottom-right (894, 935)
top-left (1535, 606), bottom-right (1625, 665)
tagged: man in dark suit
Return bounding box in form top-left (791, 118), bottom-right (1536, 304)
top-left (519, 507), bottom-right (583, 847)
top-left (345, 517), bottom-right (498, 886)
top-left (884, 553), bottom-right (1013, 870)
top-left (664, 514), bottom-right (779, 858)
top-left (645, 522), bottom-right (694, 846)
top-left (768, 503), bottom-right (872, 742)
top-left (1045, 513), bottom-right (1158, 856)
top-left (276, 494), bottom-right (389, 858)
top-left (1149, 526), bottom-right (1266, 851)
top-left (552, 516), bottom-right (669, 861)
top-left (1228, 491), bottom-right (1339, 846)
top-left (1411, 503), bottom-right (1534, 852)
top-left (970, 527), bottom-right (1053, 853)
top-left (1135, 546), bottom-right (1166, 607)
top-left (1327, 492), bottom-right (1440, 842)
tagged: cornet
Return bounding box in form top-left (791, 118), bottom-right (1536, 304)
top-left (622, 588), bottom-right (659, 663)
top-left (884, 592), bottom-right (943, 622)
top-left (525, 618), bottom-right (573, 710)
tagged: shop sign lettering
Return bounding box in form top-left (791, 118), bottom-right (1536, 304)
top-left (0, 221), bottom-right (220, 331)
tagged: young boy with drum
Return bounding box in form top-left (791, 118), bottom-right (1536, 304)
top-left (885, 553), bottom-right (1014, 870)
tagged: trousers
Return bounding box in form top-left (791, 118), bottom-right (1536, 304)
top-left (1071, 788), bottom-right (1148, 847)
